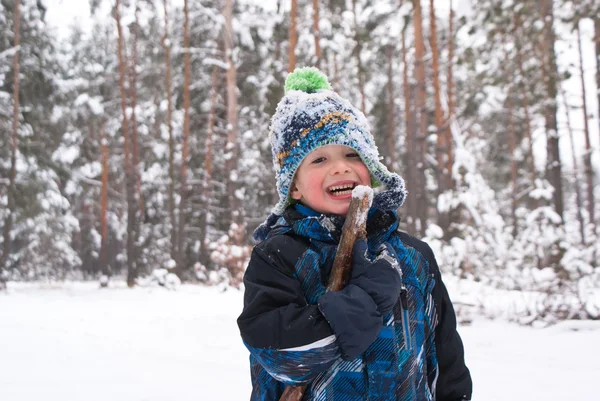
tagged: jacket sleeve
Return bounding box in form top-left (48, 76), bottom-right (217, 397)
top-left (237, 235), bottom-right (340, 385)
top-left (431, 256), bottom-right (473, 400)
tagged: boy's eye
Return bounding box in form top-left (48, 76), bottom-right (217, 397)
top-left (346, 153), bottom-right (359, 158)
top-left (311, 157), bottom-right (326, 164)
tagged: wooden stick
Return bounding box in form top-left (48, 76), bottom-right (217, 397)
top-left (279, 186), bottom-right (373, 401)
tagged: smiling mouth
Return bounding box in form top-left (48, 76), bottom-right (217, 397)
top-left (327, 182), bottom-right (358, 197)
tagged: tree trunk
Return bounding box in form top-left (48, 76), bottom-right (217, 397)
top-left (352, 0), bottom-right (366, 114)
top-left (508, 94), bottom-right (518, 238)
top-left (577, 20), bottom-right (596, 230)
top-left (540, 0), bottom-right (565, 275)
top-left (561, 89), bottom-right (586, 245)
top-left (430, 0), bottom-right (444, 187)
top-left (177, 0), bottom-right (192, 275)
top-left (200, 66), bottom-right (220, 266)
top-left (514, 13), bottom-right (537, 203)
top-left (162, 0), bottom-right (177, 262)
top-left (312, 0), bottom-right (321, 67)
top-left (288, 0), bottom-right (298, 72)
top-left (333, 52), bottom-right (339, 88)
top-left (402, 25), bottom-right (416, 235)
top-left (413, 0), bottom-right (428, 236)
top-left (114, 0), bottom-right (138, 287)
top-left (99, 122), bottom-right (111, 284)
top-left (385, 44), bottom-right (396, 170)
top-left (595, 17), bottom-right (600, 148)
top-left (429, 0), bottom-right (448, 234)
top-left (275, 0), bottom-right (283, 62)
top-left (541, 0), bottom-right (564, 221)
top-left (129, 1), bottom-right (144, 217)
top-left (224, 0), bottom-right (242, 238)
top-left (447, 0), bottom-right (454, 132)
top-left (444, 0), bottom-right (457, 236)
top-left (0, 0), bottom-right (21, 285)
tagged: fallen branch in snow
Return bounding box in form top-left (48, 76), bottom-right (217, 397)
top-left (279, 186), bottom-right (373, 401)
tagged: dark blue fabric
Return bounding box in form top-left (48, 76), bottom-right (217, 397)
top-left (350, 238), bottom-right (403, 315)
top-left (317, 284), bottom-right (382, 360)
top-left (240, 204), bottom-right (472, 400)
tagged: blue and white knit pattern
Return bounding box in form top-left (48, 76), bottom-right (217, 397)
top-left (254, 77), bottom-right (407, 241)
top-left (246, 210), bottom-right (439, 400)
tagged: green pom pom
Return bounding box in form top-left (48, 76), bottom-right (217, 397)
top-left (285, 67), bottom-right (331, 93)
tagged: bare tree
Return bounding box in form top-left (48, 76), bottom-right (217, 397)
top-left (274, 0), bottom-right (283, 62)
top-left (224, 0), bottom-right (243, 238)
top-left (413, 0), bottom-right (428, 236)
top-left (514, 12), bottom-right (537, 201)
top-left (595, 16), bottom-right (600, 147)
top-left (538, 0), bottom-right (566, 275)
top-left (288, 0), bottom-right (298, 72)
top-left (429, 0), bottom-right (448, 233)
top-left (444, 0), bottom-right (458, 235)
top-left (446, 0), bottom-right (455, 131)
top-left (507, 93), bottom-right (518, 237)
top-left (114, 0), bottom-right (138, 287)
top-left (352, 0), bottom-right (366, 114)
top-left (200, 66), bottom-right (220, 265)
top-left (402, 21), bottom-right (416, 235)
top-left (0, 0), bottom-right (21, 288)
top-left (540, 0), bottom-right (564, 221)
top-left (313, 0), bottom-right (321, 67)
top-left (561, 90), bottom-right (586, 244)
top-left (99, 122), bottom-right (111, 285)
top-left (177, 0), bottom-right (192, 275)
top-left (333, 52), bottom-right (339, 88)
top-left (385, 44), bottom-right (397, 170)
top-left (129, 1), bottom-right (144, 217)
top-left (162, 0), bottom-right (177, 261)
top-left (577, 20), bottom-right (596, 231)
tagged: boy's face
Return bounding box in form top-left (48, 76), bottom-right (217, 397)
top-left (290, 145), bottom-right (371, 215)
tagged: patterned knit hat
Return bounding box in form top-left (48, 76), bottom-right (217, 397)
top-left (254, 67), bottom-right (407, 241)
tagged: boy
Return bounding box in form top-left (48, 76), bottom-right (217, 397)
top-left (237, 67), bottom-right (472, 400)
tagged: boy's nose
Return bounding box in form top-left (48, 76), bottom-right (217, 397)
top-left (330, 160), bottom-right (352, 175)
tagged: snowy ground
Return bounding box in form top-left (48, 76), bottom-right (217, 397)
top-left (1, 282), bottom-right (598, 401)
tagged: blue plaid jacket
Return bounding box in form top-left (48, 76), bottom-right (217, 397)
top-left (238, 206), bottom-right (471, 400)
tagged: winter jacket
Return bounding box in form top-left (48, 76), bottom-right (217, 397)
top-left (237, 205), bottom-right (472, 400)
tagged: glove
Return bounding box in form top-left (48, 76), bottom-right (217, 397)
top-left (318, 284), bottom-right (382, 360)
top-left (349, 239), bottom-right (402, 315)
top-left (317, 239), bottom-right (402, 360)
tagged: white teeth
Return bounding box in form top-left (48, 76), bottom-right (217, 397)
top-left (328, 183), bottom-right (356, 195)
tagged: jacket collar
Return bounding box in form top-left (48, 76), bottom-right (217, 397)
top-left (268, 203), bottom-right (399, 246)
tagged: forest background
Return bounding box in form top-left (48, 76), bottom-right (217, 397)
top-left (1, 0), bottom-right (599, 324)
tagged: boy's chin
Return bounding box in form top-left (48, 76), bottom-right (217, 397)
top-left (323, 202), bottom-right (351, 216)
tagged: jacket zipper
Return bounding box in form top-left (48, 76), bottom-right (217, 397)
top-left (400, 284), bottom-right (412, 352)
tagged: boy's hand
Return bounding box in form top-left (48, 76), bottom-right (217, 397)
top-left (350, 239), bottom-right (402, 315)
top-left (317, 239), bottom-right (402, 360)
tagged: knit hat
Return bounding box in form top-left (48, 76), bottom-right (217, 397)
top-left (254, 67), bottom-right (407, 241)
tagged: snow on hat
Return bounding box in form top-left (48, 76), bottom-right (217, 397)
top-left (253, 67), bottom-right (407, 241)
